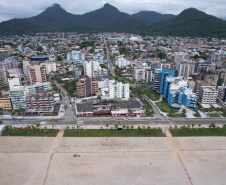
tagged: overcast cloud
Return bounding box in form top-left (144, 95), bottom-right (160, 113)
top-left (0, 0), bottom-right (225, 22)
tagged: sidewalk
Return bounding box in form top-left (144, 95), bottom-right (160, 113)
top-left (2, 104), bottom-right (65, 120)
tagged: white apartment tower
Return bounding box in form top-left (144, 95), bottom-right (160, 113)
top-left (109, 82), bottom-right (130, 99)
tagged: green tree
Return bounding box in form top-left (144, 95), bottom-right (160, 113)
top-left (57, 56), bottom-right (62, 61)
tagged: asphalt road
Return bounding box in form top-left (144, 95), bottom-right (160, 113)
top-left (55, 81), bottom-right (76, 121)
top-left (103, 34), bottom-right (115, 76)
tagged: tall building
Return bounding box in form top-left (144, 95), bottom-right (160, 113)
top-left (98, 77), bottom-right (115, 89)
top-left (73, 67), bottom-right (82, 80)
top-left (1, 57), bottom-right (17, 70)
top-left (217, 84), bottom-right (226, 107)
top-left (146, 70), bottom-right (153, 82)
top-left (198, 87), bottom-right (218, 106)
top-left (134, 68), bottom-right (146, 82)
top-left (0, 63), bottom-right (8, 89)
top-left (153, 69), bottom-right (162, 93)
top-left (114, 57), bottom-right (129, 68)
top-left (8, 68), bottom-right (22, 85)
top-left (108, 82), bottom-right (130, 99)
top-left (67, 50), bottom-right (85, 63)
top-left (195, 74), bottom-right (218, 98)
top-left (177, 61), bottom-right (195, 79)
top-left (153, 69), bottom-right (178, 95)
top-left (93, 53), bottom-right (104, 64)
top-left (26, 90), bottom-right (55, 113)
top-left (84, 61), bottom-right (99, 78)
top-left (168, 84), bottom-right (197, 109)
top-left (40, 61), bottom-right (56, 75)
top-left (25, 82), bottom-right (52, 94)
top-left (8, 78), bottom-right (20, 89)
top-left (27, 65), bottom-right (47, 84)
top-left (10, 86), bottom-right (26, 110)
top-left (76, 77), bottom-right (99, 98)
top-left (163, 76), bottom-right (186, 99)
top-left (23, 60), bottom-right (30, 80)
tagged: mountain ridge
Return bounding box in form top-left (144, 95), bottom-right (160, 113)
top-left (0, 4), bottom-right (225, 37)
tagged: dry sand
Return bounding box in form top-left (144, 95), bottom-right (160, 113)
top-left (0, 136), bottom-right (226, 185)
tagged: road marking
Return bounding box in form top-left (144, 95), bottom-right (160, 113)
top-left (166, 129), bottom-right (194, 185)
top-left (42, 129), bottom-right (64, 185)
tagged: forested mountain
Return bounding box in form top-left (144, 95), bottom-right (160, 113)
top-left (0, 4), bottom-right (226, 37)
top-left (132, 11), bottom-right (175, 22)
top-left (148, 8), bottom-right (226, 37)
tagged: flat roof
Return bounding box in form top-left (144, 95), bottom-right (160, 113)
top-left (77, 102), bottom-right (93, 112)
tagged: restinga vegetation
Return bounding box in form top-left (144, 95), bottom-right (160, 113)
top-left (0, 4), bottom-right (226, 37)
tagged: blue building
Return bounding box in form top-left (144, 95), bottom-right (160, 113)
top-left (93, 53), bottom-right (104, 64)
top-left (30, 56), bottom-right (49, 61)
top-left (168, 84), bottom-right (197, 109)
top-left (153, 69), bottom-right (178, 94)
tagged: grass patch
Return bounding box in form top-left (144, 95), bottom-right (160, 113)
top-left (168, 113), bottom-right (186, 118)
top-left (1, 127), bottom-right (58, 137)
top-left (141, 99), bottom-right (154, 117)
top-left (63, 129), bottom-right (165, 137)
top-left (106, 100), bottom-right (122, 104)
top-left (170, 128), bottom-right (226, 137)
top-left (156, 100), bottom-right (176, 113)
top-left (208, 113), bottom-right (221, 117)
top-left (193, 112), bottom-right (201, 117)
top-left (143, 90), bottom-right (160, 101)
top-left (221, 111), bottom-right (226, 117)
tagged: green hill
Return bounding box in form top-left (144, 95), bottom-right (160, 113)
top-left (132, 11), bottom-right (175, 22)
top-left (149, 8), bottom-right (226, 37)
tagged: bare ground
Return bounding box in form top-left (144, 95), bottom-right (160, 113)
top-left (0, 137), bottom-right (226, 185)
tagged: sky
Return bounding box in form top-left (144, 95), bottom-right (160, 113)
top-left (0, 0), bottom-right (226, 22)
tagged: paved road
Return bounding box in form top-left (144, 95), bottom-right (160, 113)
top-left (55, 81), bottom-right (76, 121)
top-left (103, 34), bottom-right (115, 76)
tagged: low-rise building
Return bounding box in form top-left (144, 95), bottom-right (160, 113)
top-left (0, 96), bottom-right (12, 110)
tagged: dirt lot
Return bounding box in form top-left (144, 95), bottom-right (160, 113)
top-left (0, 137), bottom-right (226, 185)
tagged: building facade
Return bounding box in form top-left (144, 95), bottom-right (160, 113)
top-left (10, 86), bottom-right (26, 110)
top-left (26, 90), bottom-right (55, 113)
top-left (76, 77), bottom-right (99, 98)
top-left (27, 65), bottom-right (47, 84)
top-left (25, 82), bottom-right (52, 94)
top-left (134, 68), bottom-right (146, 82)
top-left (108, 82), bottom-right (130, 99)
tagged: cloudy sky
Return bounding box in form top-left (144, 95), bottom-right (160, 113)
top-left (0, 0), bottom-right (226, 22)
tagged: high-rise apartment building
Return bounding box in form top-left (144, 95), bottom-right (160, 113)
top-left (134, 68), bottom-right (146, 82)
top-left (40, 61), bottom-right (56, 75)
top-left (76, 77), bottom-right (99, 98)
top-left (10, 86), bottom-right (26, 110)
top-left (0, 63), bottom-right (8, 89)
top-left (108, 82), bottom-right (130, 99)
top-left (217, 85), bottom-right (226, 107)
top-left (26, 90), bottom-right (55, 113)
top-left (1, 57), bottom-right (17, 70)
top-left (84, 61), bottom-right (99, 78)
top-left (27, 65), bottom-right (47, 84)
